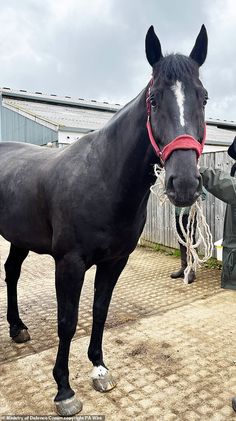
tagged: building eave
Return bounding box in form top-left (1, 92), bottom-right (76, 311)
top-left (58, 126), bottom-right (92, 133)
top-left (0, 88), bottom-right (121, 113)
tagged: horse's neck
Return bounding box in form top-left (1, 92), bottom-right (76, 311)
top-left (101, 88), bottom-right (156, 208)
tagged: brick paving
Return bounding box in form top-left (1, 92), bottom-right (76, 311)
top-left (0, 237), bottom-right (236, 420)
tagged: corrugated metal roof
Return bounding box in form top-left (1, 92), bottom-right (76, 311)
top-left (202, 144), bottom-right (228, 153)
top-left (206, 125), bottom-right (236, 145)
top-left (3, 98), bottom-right (117, 131)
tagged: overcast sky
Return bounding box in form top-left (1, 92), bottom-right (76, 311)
top-left (0, 0), bottom-right (236, 121)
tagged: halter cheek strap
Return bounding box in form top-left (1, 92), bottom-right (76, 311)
top-left (146, 79), bottom-right (206, 164)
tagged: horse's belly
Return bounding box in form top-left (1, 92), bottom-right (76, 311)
top-left (0, 196), bottom-right (52, 254)
top-left (0, 227), bottom-right (52, 255)
top-left (0, 219), bottom-right (52, 254)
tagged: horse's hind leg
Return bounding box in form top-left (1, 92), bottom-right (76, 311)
top-left (5, 243), bottom-right (29, 343)
top-left (88, 256), bottom-right (129, 392)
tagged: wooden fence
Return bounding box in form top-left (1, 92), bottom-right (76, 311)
top-left (141, 150), bottom-right (234, 256)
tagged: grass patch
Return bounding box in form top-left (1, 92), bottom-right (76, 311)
top-left (203, 257), bottom-right (222, 270)
top-left (140, 239), bottom-right (222, 269)
top-left (140, 239), bottom-right (180, 257)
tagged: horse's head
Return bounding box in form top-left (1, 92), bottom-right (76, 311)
top-left (145, 25), bottom-right (208, 207)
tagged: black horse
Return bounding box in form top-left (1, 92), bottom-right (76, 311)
top-left (1, 25), bottom-right (208, 416)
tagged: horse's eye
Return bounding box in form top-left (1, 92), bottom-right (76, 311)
top-left (150, 95), bottom-right (157, 108)
top-left (151, 99), bottom-right (157, 108)
top-left (203, 91), bottom-right (209, 107)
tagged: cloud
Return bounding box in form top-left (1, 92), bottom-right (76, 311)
top-left (202, 0), bottom-right (236, 120)
top-left (0, 0), bottom-right (235, 120)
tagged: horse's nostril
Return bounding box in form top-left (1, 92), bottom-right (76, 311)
top-left (166, 175), bottom-right (174, 192)
top-left (167, 191), bottom-right (176, 204)
top-left (197, 175), bottom-right (203, 191)
top-left (194, 176), bottom-right (203, 198)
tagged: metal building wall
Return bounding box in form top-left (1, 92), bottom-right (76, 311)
top-left (1, 107), bottom-right (58, 146)
top-left (141, 151), bottom-right (234, 254)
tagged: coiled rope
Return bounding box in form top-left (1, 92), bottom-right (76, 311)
top-left (150, 164), bottom-right (213, 284)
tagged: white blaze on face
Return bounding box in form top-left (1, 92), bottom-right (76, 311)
top-left (171, 80), bottom-right (185, 127)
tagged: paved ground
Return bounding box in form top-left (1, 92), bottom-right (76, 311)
top-left (0, 236), bottom-right (236, 420)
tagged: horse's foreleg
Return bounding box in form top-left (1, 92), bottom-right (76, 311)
top-left (53, 252), bottom-right (85, 417)
top-left (88, 256), bottom-right (129, 392)
top-left (5, 244), bottom-right (29, 343)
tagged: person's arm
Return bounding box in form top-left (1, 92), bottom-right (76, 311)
top-left (200, 166), bottom-right (236, 205)
top-left (201, 186), bottom-right (207, 201)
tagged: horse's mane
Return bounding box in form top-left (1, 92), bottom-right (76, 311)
top-left (154, 54), bottom-right (199, 82)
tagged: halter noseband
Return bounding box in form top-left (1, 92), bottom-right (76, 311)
top-left (146, 79), bottom-right (206, 165)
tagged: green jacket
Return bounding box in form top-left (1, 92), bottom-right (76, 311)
top-left (200, 166), bottom-right (236, 290)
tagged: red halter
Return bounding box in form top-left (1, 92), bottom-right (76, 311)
top-left (146, 79), bottom-right (206, 165)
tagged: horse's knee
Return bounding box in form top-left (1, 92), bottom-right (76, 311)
top-left (93, 299), bottom-right (110, 324)
top-left (58, 318), bottom-right (77, 341)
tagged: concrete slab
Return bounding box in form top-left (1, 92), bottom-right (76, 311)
top-left (0, 237), bottom-right (236, 420)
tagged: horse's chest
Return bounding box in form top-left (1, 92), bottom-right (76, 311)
top-left (97, 217), bottom-right (145, 260)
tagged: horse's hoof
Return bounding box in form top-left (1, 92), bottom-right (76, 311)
top-left (12, 329), bottom-right (30, 343)
top-left (232, 396), bottom-right (236, 412)
top-left (55, 395), bottom-right (83, 417)
top-left (92, 371), bottom-right (117, 392)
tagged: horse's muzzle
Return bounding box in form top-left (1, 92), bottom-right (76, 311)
top-left (166, 174), bottom-right (202, 207)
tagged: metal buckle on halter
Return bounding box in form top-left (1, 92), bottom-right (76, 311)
top-left (159, 152), bottom-right (164, 166)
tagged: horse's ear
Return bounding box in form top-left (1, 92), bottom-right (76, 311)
top-left (190, 25), bottom-right (208, 67)
top-left (145, 26), bottom-right (163, 67)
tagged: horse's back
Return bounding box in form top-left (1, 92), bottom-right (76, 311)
top-left (0, 141), bottom-right (48, 154)
top-left (0, 140), bottom-right (57, 163)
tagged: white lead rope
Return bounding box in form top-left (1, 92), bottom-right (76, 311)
top-left (151, 165), bottom-right (213, 284)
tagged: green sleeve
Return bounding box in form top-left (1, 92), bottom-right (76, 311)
top-left (199, 166), bottom-right (236, 205)
top-left (201, 186), bottom-right (207, 201)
